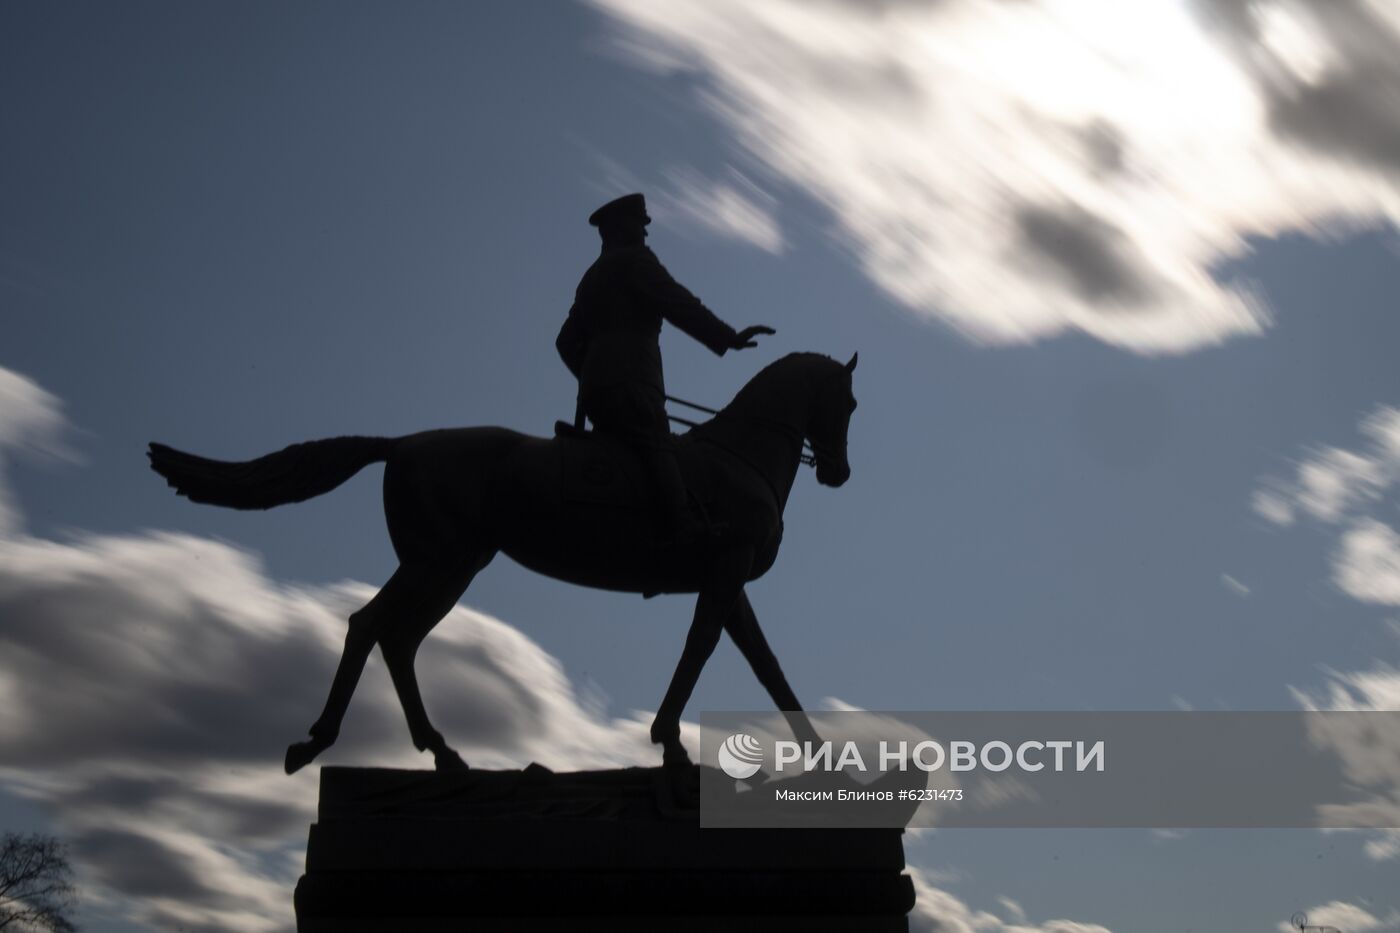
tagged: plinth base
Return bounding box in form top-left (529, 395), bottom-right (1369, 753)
top-left (295, 764), bottom-right (914, 931)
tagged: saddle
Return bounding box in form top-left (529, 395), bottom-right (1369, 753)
top-left (552, 420), bottom-right (659, 509)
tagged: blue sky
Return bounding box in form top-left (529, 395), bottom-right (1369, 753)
top-left (3, 1), bottom-right (1400, 930)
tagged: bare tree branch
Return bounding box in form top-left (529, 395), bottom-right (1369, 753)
top-left (0, 834), bottom-right (78, 933)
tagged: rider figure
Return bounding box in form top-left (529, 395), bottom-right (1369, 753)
top-left (556, 193), bottom-right (774, 541)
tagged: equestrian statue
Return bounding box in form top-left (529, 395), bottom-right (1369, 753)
top-left (147, 194), bottom-right (858, 793)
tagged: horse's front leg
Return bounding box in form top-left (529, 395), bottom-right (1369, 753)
top-left (724, 591), bottom-right (821, 748)
top-left (650, 545), bottom-right (754, 776)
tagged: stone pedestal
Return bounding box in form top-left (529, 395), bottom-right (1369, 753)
top-left (295, 764), bottom-right (914, 931)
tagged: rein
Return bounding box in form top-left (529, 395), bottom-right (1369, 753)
top-left (666, 394), bottom-right (818, 467)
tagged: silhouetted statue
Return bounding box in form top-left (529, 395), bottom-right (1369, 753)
top-left (148, 351), bottom-right (856, 798)
top-left (557, 193), bottom-right (775, 541)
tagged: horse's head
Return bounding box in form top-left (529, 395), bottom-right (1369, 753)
top-left (716, 350), bottom-right (859, 494)
top-left (808, 353), bottom-right (858, 488)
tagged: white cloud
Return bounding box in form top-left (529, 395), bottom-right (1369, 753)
top-left (658, 166), bottom-right (786, 254)
top-left (1254, 405), bottom-right (1400, 607)
top-left (1288, 662), bottom-right (1400, 860)
top-left (1294, 449), bottom-right (1388, 524)
top-left (589, 0), bottom-right (1400, 353)
top-left (907, 864), bottom-right (1113, 933)
top-left (1365, 830), bottom-right (1400, 861)
top-left (1253, 486), bottom-right (1297, 526)
top-left (1263, 407), bottom-right (1400, 859)
top-left (1334, 520), bottom-right (1400, 607)
top-left (588, 155), bottom-right (786, 253)
top-left (1221, 573), bottom-right (1252, 597)
top-left (0, 367), bottom-right (71, 535)
top-left (1276, 900), bottom-right (1399, 932)
top-left (998, 895), bottom-right (1027, 923)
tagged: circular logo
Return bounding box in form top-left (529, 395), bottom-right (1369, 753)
top-left (718, 733), bottom-right (764, 779)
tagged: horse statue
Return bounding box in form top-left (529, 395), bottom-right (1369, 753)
top-left (147, 351), bottom-right (858, 789)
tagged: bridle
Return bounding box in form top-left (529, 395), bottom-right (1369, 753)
top-left (665, 392), bottom-right (846, 470)
top-left (666, 393), bottom-right (819, 468)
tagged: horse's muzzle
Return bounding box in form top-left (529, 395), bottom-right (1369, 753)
top-left (816, 462), bottom-right (851, 487)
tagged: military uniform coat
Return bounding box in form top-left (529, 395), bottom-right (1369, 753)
top-left (556, 244), bottom-right (738, 397)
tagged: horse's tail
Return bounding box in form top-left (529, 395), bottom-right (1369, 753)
top-left (146, 435), bottom-right (396, 510)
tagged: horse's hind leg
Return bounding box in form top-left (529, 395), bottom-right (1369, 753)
top-left (284, 568), bottom-right (407, 773)
top-left (284, 560), bottom-right (475, 774)
top-left (377, 554), bottom-right (493, 770)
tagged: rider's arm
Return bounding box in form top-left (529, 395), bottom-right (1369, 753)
top-left (555, 306), bottom-right (587, 378)
top-left (633, 248), bottom-right (740, 356)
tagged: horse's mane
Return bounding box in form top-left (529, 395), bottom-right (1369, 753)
top-left (722, 352), bottom-right (840, 417)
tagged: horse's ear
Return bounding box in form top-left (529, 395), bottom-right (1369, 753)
top-left (846, 353), bottom-right (858, 373)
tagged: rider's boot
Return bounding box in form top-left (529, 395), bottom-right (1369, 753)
top-left (646, 445), bottom-right (712, 545)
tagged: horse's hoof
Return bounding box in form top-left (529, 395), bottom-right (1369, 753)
top-left (662, 742), bottom-right (693, 769)
top-left (662, 753), bottom-right (700, 810)
top-left (433, 747), bottom-right (470, 772)
top-left (284, 740), bottom-right (324, 775)
top-left (662, 741), bottom-right (699, 809)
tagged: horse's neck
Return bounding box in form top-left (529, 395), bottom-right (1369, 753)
top-left (705, 396), bottom-right (806, 511)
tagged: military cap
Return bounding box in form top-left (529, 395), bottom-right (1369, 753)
top-left (588, 193), bottom-right (651, 228)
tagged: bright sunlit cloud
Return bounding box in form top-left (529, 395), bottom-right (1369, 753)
top-left (590, 0), bottom-right (1400, 353)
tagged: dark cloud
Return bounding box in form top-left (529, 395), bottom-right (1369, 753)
top-left (74, 828), bottom-right (222, 901)
top-left (145, 910), bottom-right (255, 933)
top-left (58, 775), bottom-right (306, 842)
top-left (60, 774), bottom-right (186, 811)
top-left (0, 560), bottom-right (351, 768)
top-left (0, 500), bottom-right (661, 929)
top-left (1189, 0), bottom-right (1400, 176)
top-left (1186, 0), bottom-right (1259, 41)
top-left (1080, 119), bottom-right (1127, 176)
top-left (1012, 201), bottom-right (1155, 307)
top-left (0, 537), bottom-right (599, 770)
top-left (419, 641), bottom-right (551, 749)
top-left (1268, 64), bottom-right (1400, 176)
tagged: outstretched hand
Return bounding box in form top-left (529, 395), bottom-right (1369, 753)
top-left (732, 325), bottom-right (776, 350)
